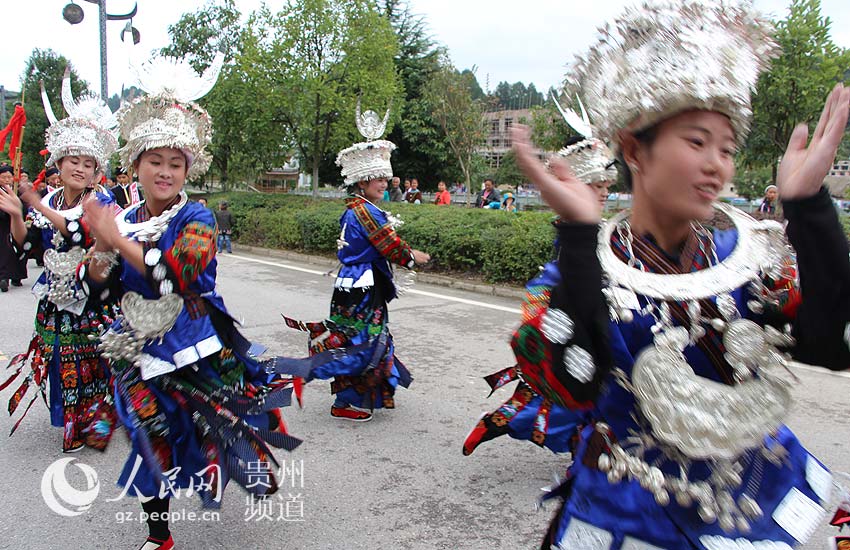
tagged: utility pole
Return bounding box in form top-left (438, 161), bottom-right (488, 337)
top-left (62, 1), bottom-right (139, 100)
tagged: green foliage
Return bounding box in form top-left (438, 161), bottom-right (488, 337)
top-left (733, 160), bottom-right (774, 199)
top-left (379, 1), bottom-right (452, 188)
top-left (4, 50), bottom-right (89, 173)
top-left (490, 81), bottom-right (545, 110)
top-left (743, 0), bottom-right (850, 177)
top-left (529, 92), bottom-right (576, 152)
top-left (215, 192), bottom-right (556, 283)
top-left (161, 1), bottom-right (289, 187)
top-left (263, 0), bottom-right (402, 195)
top-left (424, 60), bottom-right (488, 196)
top-left (495, 150), bottom-right (524, 187)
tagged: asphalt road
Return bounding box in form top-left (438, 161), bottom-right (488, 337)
top-left (0, 251), bottom-right (848, 550)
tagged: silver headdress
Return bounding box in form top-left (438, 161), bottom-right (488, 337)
top-left (567, 0), bottom-right (778, 149)
top-left (117, 53), bottom-right (224, 180)
top-left (42, 66), bottom-right (119, 170)
top-left (336, 98), bottom-right (395, 186)
top-left (553, 94), bottom-right (617, 184)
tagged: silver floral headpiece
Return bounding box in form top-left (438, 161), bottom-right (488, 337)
top-left (566, 0), bottom-right (778, 149)
top-left (336, 99), bottom-right (395, 186)
top-left (117, 53), bottom-right (223, 180)
top-left (553, 94), bottom-right (617, 184)
top-left (42, 66), bottom-right (118, 170)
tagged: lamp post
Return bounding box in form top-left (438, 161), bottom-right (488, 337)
top-left (61, 0), bottom-right (139, 100)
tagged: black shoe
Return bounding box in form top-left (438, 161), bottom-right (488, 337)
top-left (0, 280), bottom-right (8, 292)
top-left (11, 280), bottom-right (22, 287)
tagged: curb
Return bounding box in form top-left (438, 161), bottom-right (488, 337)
top-left (233, 244), bottom-right (526, 300)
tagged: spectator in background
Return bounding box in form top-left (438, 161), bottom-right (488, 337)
top-left (388, 177), bottom-right (404, 202)
top-left (403, 178), bottom-right (411, 196)
top-left (759, 184), bottom-right (778, 214)
top-left (475, 178), bottom-right (501, 208)
top-left (44, 167), bottom-right (60, 190)
top-left (501, 192), bottom-right (517, 212)
top-left (434, 180), bottom-right (451, 205)
top-left (214, 200), bottom-right (234, 254)
top-left (405, 178), bottom-right (423, 204)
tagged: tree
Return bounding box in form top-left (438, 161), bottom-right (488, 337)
top-left (262, 0), bottom-right (401, 196)
top-left (743, 0), bottom-right (850, 180)
top-left (425, 60), bottom-right (487, 204)
top-left (5, 50), bottom-right (90, 174)
top-left (379, 0), bottom-right (452, 188)
top-left (495, 150), bottom-right (524, 187)
top-left (733, 160), bottom-right (773, 199)
top-left (489, 80), bottom-right (544, 110)
top-left (528, 88), bottom-right (577, 152)
top-left (161, 1), bottom-right (289, 188)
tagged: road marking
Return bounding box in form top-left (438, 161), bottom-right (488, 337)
top-left (224, 253), bottom-right (522, 314)
top-left (223, 253), bottom-right (850, 380)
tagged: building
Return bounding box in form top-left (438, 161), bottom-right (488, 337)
top-left (479, 108), bottom-right (532, 170)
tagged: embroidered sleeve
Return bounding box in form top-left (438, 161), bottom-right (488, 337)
top-left (781, 187), bottom-right (850, 370)
top-left (9, 211), bottom-right (37, 261)
top-left (351, 202), bottom-right (415, 268)
top-left (511, 223), bottom-right (612, 410)
top-left (144, 220), bottom-right (216, 296)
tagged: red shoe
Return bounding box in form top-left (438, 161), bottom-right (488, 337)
top-left (462, 414), bottom-right (488, 456)
top-left (331, 405), bottom-right (372, 422)
top-left (138, 535), bottom-right (174, 550)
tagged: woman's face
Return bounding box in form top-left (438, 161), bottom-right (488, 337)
top-left (358, 178), bottom-right (387, 203)
top-left (135, 148), bottom-right (187, 207)
top-left (630, 110), bottom-right (736, 223)
top-left (57, 155), bottom-right (98, 192)
top-left (590, 181), bottom-right (612, 208)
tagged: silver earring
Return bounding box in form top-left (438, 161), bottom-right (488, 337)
top-left (629, 164), bottom-right (639, 173)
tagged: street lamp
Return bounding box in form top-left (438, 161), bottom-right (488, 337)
top-left (61, 0), bottom-right (139, 100)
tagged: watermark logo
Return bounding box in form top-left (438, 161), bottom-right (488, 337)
top-left (41, 457), bottom-right (100, 517)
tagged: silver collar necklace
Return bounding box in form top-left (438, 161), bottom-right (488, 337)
top-left (117, 191), bottom-right (188, 242)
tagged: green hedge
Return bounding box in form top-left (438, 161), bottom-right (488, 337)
top-left (210, 193), bottom-right (557, 284)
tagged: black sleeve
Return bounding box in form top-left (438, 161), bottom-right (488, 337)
top-left (782, 187), bottom-right (850, 370)
top-left (546, 222), bottom-right (612, 402)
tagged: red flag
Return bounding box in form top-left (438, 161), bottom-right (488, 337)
top-left (0, 105), bottom-right (27, 162)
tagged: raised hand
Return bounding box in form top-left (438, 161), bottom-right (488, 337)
top-left (412, 249), bottom-right (430, 265)
top-left (777, 83), bottom-right (850, 200)
top-left (17, 181), bottom-right (42, 208)
top-left (82, 195), bottom-right (120, 251)
top-left (511, 125), bottom-right (602, 224)
top-left (0, 184), bottom-right (23, 216)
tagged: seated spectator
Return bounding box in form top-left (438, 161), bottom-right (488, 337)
top-left (434, 181), bottom-right (451, 205)
top-left (501, 192), bottom-right (517, 212)
top-left (388, 177), bottom-right (404, 202)
top-left (405, 178), bottom-right (422, 204)
top-left (475, 178), bottom-right (501, 208)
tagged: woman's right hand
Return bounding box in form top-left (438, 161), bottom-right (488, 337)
top-left (511, 125), bottom-right (602, 224)
top-left (412, 249), bottom-right (431, 265)
top-left (17, 181), bottom-right (42, 209)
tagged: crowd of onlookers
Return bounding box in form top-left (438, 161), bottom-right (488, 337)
top-left (383, 176), bottom-right (536, 211)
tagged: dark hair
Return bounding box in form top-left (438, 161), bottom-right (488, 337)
top-left (616, 125), bottom-right (659, 191)
top-left (484, 178), bottom-right (494, 185)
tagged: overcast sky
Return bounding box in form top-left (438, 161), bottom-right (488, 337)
top-left (2, 0), bottom-right (850, 98)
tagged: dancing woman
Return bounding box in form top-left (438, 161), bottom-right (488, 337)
top-left (463, 99), bottom-right (618, 455)
top-left (285, 103), bottom-right (430, 422)
top-left (475, 2), bottom-right (850, 548)
top-left (0, 72), bottom-right (119, 452)
top-left (83, 55), bottom-right (304, 550)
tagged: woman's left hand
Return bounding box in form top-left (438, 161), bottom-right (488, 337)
top-left (777, 83), bottom-right (850, 200)
top-left (0, 185), bottom-right (23, 216)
